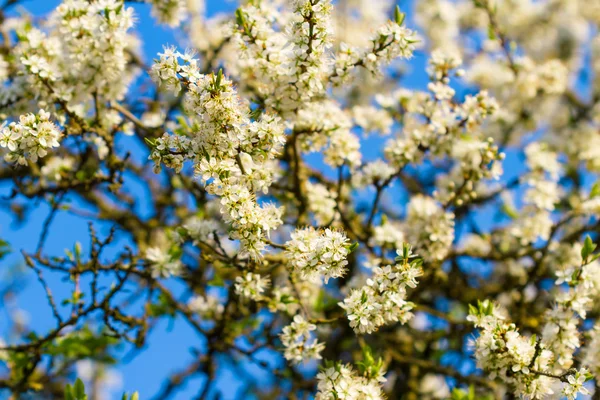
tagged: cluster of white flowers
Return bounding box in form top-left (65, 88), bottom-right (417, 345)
top-left (316, 362), bottom-right (386, 400)
top-left (510, 143), bottom-right (561, 245)
top-left (285, 228), bottom-right (351, 283)
top-left (16, 0), bottom-right (135, 104)
top-left (234, 272), bottom-right (270, 301)
top-left (563, 369), bottom-right (591, 400)
top-left (340, 244), bottom-right (422, 334)
top-left (383, 53), bottom-right (503, 207)
top-left (351, 105), bottom-right (393, 136)
top-left (296, 100), bottom-right (361, 169)
top-left (233, 0), bottom-right (333, 114)
top-left (0, 110), bottom-right (61, 165)
top-left (414, 0), bottom-right (460, 54)
top-left (286, 0), bottom-right (333, 105)
top-left (151, 49), bottom-right (286, 259)
top-left (235, 0), bottom-right (415, 113)
top-left (427, 49), bottom-right (464, 81)
top-left (582, 324), bottom-right (600, 381)
top-left (188, 294), bottom-right (224, 320)
top-left (523, 143), bottom-right (561, 204)
top-left (458, 233), bottom-right (491, 257)
top-left (333, 8), bottom-right (417, 81)
top-left (181, 216), bottom-right (220, 246)
top-left (331, 0), bottom-right (393, 48)
top-left (514, 58), bottom-right (569, 100)
top-left (468, 301), bottom-right (549, 398)
top-left (369, 218), bottom-right (405, 250)
top-left (279, 314), bottom-right (325, 364)
top-left (352, 160), bottom-right (395, 188)
top-left (305, 181), bottom-right (337, 226)
top-left (541, 241), bottom-right (600, 372)
top-left (145, 247), bottom-right (182, 279)
top-left (268, 286), bottom-right (300, 315)
top-left (404, 196), bottom-right (454, 262)
top-left (418, 374), bottom-right (450, 399)
top-left (434, 136), bottom-right (504, 206)
top-left (148, 0), bottom-right (188, 26)
top-left (469, 299), bottom-right (592, 399)
top-left (40, 156), bottom-right (74, 183)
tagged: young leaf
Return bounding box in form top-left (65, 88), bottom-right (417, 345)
top-left (348, 242), bottom-right (359, 253)
top-left (581, 235), bottom-right (596, 263)
top-left (394, 6), bottom-right (405, 25)
top-left (590, 182), bottom-right (600, 198)
top-left (73, 378), bottom-right (87, 400)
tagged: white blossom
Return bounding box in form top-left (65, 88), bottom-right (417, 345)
top-left (285, 228), bottom-right (351, 283)
top-left (145, 247), bottom-right (182, 279)
top-left (0, 110), bottom-right (61, 165)
top-left (235, 272), bottom-right (270, 301)
top-left (279, 314), bottom-right (325, 363)
top-left (316, 363), bottom-right (386, 400)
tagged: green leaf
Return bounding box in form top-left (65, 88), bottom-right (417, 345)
top-left (347, 242), bottom-right (359, 253)
top-left (468, 303), bottom-right (477, 316)
top-left (235, 8), bottom-right (246, 28)
top-left (214, 69), bottom-right (223, 90)
top-left (64, 384), bottom-right (74, 400)
top-left (591, 182), bottom-right (600, 198)
top-left (581, 235), bottom-right (596, 263)
top-left (361, 290), bottom-right (368, 303)
top-left (410, 258), bottom-right (423, 268)
top-left (487, 25), bottom-right (496, 40)
top-left (501, 203), bottom-right (519, 219)
top-left (394, 6), bottom-right (405, 25)
top-left (585, 371), bottom-right (594, 381)
top-left (121, 392), bottom-right (139, 400)
top-left (74, 242), bottom-right (82, 260)
top-left (74, 378), bottom-right (87, 400)
top-left (0, 238), bottom-right (10, 261)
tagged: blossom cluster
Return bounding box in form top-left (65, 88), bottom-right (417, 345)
top-left (405, 196), bottom-right (455, 262)
top-left (316, 362), bottom-right (386, 400)
top-left (285, 228), bottom-right (351, 283)
top-left (235, 272), bottom-right (271, 301)
top-left (340, 244), bottom-right (422, 334)
top-left (16, 0), bottom-right (136, 104)
top-left (382, 51), bottom-right (503, 210)
top-left (0, 110), bottom-right (61, 165)
top-left (234, 0), bottom-right (416, 114)
top-left (233, 0), bottom-right (333, 114)
top-left (332, 8), bottom-right (418, 82)
top-left (279, 315), bottom-right (325, 364)
top-left (468, 300), bottom-right (590, 399)
top-left (151, 49), bottom-right (285, 259)
top-left (148, 0), bottom-right (188, 26)
top-left (541, 241), bottom-right (600, 372)
top-left (188, 294), bottom-right (224, 321)
top-left (145, 246), bottom-right (182, 279)
top-left (506, 143), bottom-right (562, 245)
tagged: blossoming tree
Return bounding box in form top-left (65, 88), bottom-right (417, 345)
top-left (0, 0), bottom-right (599, 398)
